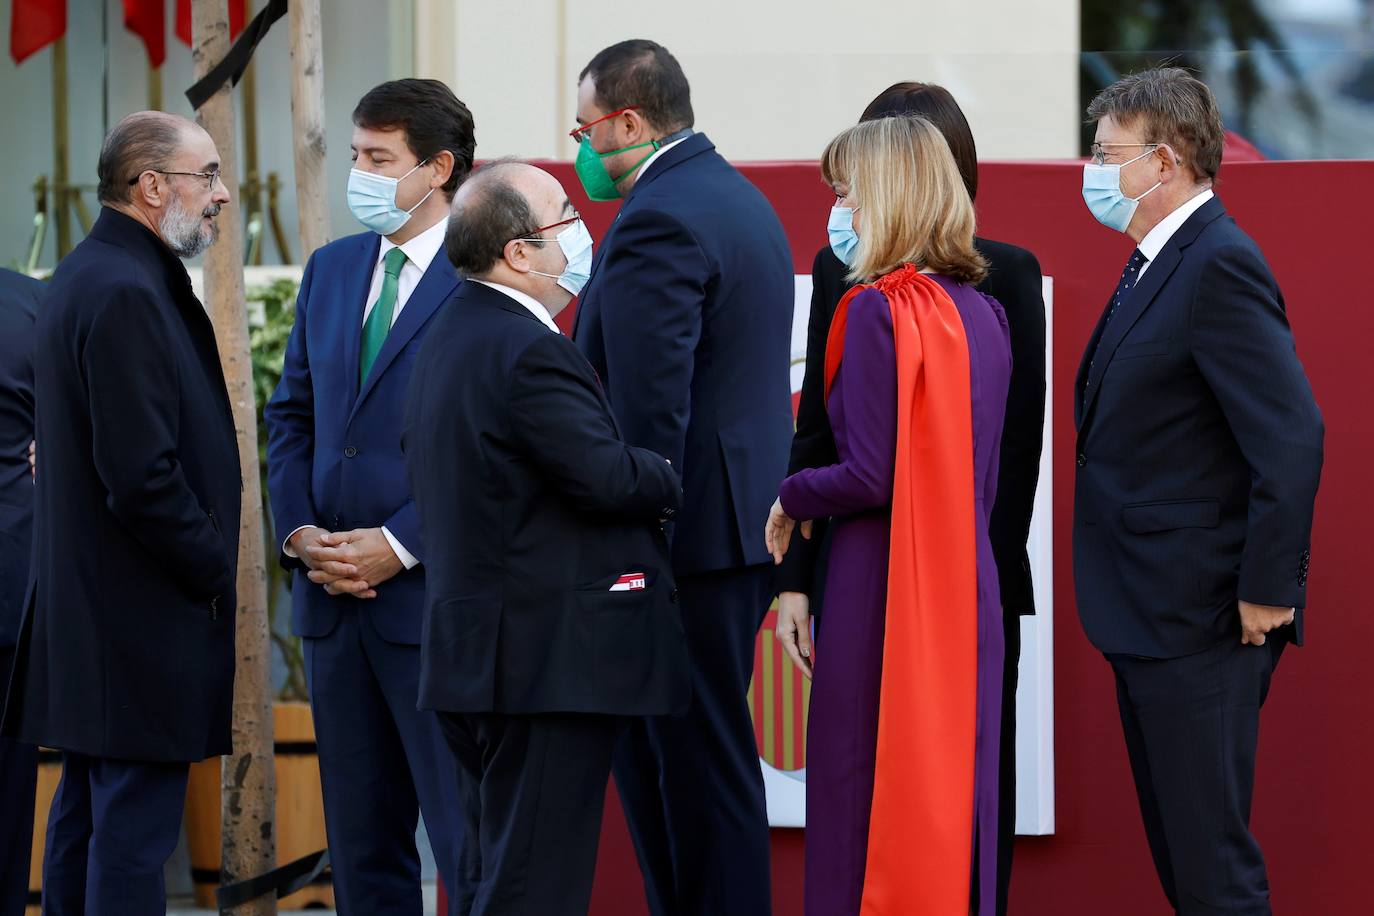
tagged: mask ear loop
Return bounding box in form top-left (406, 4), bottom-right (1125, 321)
top-left (1124, 145), bottom-right (1168, 202)
top-left (399, 158), bottom-right (436, 215)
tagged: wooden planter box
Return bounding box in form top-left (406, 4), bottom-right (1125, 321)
top-left (27, 701), bottom-right (333, 912)
top-left (184, 701), bottom-right (333, 909)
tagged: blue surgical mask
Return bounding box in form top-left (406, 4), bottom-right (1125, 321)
top-left (347, 159), bottom-right (434, 236)
top-left (526, 219), bottom-right (594, 297)
top-left (1082, 148), bottom-right (1162, 233)
top-left (828, 205), bottom-right (859, 266)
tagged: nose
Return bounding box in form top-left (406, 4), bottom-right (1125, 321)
top-left (212, 176), bottom-right (231, 205)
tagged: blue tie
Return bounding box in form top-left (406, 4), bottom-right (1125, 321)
top-left (1086, 248), bottom-right (1148, 388)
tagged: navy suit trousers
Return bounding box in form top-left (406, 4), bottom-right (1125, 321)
top-left (613, 565), bottom-right (774, 916)
top-left (0, 645), bottom-right (37, 916)
top-left (1109, 636), bottom-right (1286, 916)
top-left (41, 753), bottom-right (188, 916)
top-left (438, 711), bottom-right (623, 916)
top-left (304, 602), bottom-right (463, 916)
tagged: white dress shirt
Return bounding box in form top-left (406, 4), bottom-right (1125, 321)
top-left (282, 215), bottom-right (450, 570)
top-left (1136, 189), bottom-right (1214, 280)
top-left (470, 280), bottom-right (561, 333)
top-left (636, 135), bottom-right (690, 181)
top-left (363, 215), bottom-right (449, 327)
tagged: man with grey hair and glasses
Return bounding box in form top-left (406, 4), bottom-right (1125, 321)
top-left (1075, 68), bottom-right (1322, 914)
top-left (1, 111), bottom-right (241, 915)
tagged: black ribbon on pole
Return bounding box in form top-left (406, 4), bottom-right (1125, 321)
top-left (185, 0), bottom-right (289, 111)
top-left (214, 848), bottom-right (331, 910)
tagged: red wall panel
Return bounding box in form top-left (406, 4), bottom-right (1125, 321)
top-left (539, 158), bottom-right (1374, 915)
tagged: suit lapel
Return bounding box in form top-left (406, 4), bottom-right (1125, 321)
top-left (350, 253), bottom-right (459, 423)
top-left (1078, 245), bottom-right (1182, 426)
top-left (1074, 299), bottom-right (1112, 430)
top-left (1078, 197), bottom-right (1229, 431)
top-left (342, 234), bottom-right (382, 404)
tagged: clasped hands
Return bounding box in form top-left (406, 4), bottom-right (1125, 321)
top-left (289, 526), bottom-right (403, 599)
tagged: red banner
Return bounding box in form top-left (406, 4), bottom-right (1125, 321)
top-left (123, 0), bottom-right (164, 67)
top-left (9, 0), bottom-right (65, 64)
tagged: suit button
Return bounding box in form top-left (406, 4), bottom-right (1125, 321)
top-left (663, 508), bottom-right (677, 520)
top-left (1076, 453), bottom-right (1087, 468)
top-left (344, 446), bottom-right (357, 458)
top-left (670, 588), bottom-right (680, 603)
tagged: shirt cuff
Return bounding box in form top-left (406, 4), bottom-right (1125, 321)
top-left (382, 526), bottom-right (420, 570)
top-left (282, 524), bottom-right (319, 558)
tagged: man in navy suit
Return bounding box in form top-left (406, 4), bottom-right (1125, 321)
top-left (0, 268), bottom-right (41, 916)
top-left (4, 112), bottom-right (241, 916)
top-left (264, 79), bottom-right (471, 915)
top-left (406, 160), bottom-right (689, 916)
top-left (570, 40), bottom-right (794, 916)
top-left (1075, 69), bottom-right (1323, 915)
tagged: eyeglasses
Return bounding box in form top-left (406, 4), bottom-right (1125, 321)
top-left (569, 107), bottom-right (639, 143)
top-left (128, 168), bottom-right (223, 189)
top-left (1089, 143), bottom-right (1158, 166)
top-left (513, 213), bottom-right (582, 244)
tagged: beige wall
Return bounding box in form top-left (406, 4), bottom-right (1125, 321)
top-left (414, 0), bottom-right (1080, 163)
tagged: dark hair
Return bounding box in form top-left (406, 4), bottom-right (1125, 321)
top-left (860, 82), bottom-right (979, 202)
top-left (579, 39), bottom-right (694, 134)
top-left (444, 161), bottom-right (543, 277)
top-left (1087, 67), bottom-right (1224, 181)
top-left (353, 79), bottom-right (476, 198)
top-left (97, 112), bottom-right (191, 205)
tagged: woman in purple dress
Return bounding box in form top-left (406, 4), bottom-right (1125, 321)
top-left (765, 115), bottom-right (1012, 915)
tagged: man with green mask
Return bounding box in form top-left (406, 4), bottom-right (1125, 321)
top-left (570, 39), bottom-right (794, 916)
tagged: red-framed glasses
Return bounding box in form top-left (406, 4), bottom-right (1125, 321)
top-left (569, 106), bottom-right (640, 142)
top-left (513, 213), bottom-right (582, 243)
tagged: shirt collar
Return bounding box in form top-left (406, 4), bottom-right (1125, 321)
top-left (378, 214), bottom-right (448, 274)
top-left (1138, 188), bottom-right (1214, 263)
top-left (470, 279), bottom-right (561, 333)
top-left (638, 131), bottom-right (693, 180)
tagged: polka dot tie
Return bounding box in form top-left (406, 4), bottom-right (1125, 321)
top-left (1086, 248), bottom-right (1148, 388)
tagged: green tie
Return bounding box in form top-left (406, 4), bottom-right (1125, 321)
top-left (360, 247), bottom-right (408, 384)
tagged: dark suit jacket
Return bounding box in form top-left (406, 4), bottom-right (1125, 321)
top-left (1073, 196), bottom-right (1323, 658)
top-left (573, 133), bottom-right (795, 576)
top-left (2, 208), bottom-right (241, 761)
top-left (777, 240), bottom-right (1047, 617)
top-left (404, 280), bottom-right (690, 716)
top-left (0, 270), bottom-right (41, 648)
top-left (265, 231), bottom-right (458, 644)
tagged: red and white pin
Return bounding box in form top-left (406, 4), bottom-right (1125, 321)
top-left (609, 572), bottom-right (647, 592)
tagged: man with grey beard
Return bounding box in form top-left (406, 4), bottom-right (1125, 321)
top-left (0, 111), bottom-right (241, 916)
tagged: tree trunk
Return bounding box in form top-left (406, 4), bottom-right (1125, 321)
top-left (288, 0), bottom-right (331, 259)
top-left (190, 2), bottom-right (277, 913)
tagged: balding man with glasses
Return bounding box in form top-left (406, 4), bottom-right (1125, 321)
top-left (0, 111), bottom-right (241, 916)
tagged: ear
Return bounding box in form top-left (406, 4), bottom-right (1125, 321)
top-left (1155, 143), bottom-right (1183, 182)
top-left (502, 238), bottom-right (532, 274)
top-left (130, 171), bottom-right (166, 209)
top-left (621, 107), bottom-right (650, 142)
top-left (430, 149), bottom-right (456, 190)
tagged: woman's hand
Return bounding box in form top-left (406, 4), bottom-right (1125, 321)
top-left (775, 591), bottom-right (814, 678)
top-left (764, 497), bottom-right (814, 565)
top-left (765, 498), bottom-right (796, 565)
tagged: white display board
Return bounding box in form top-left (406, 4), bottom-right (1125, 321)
top-left (764, 275), bottom-right (1055, 835)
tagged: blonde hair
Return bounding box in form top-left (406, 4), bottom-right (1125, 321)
top-left (821, 114), bottom-right (987, 285)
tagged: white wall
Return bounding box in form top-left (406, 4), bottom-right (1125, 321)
top-left (415, 0), bottom-right (1081, 163)
top-left (2, 0), bottom-right (1081, 270)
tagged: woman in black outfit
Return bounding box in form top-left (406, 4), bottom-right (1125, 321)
top-left (774, 82), bottom-right (1046, 916)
